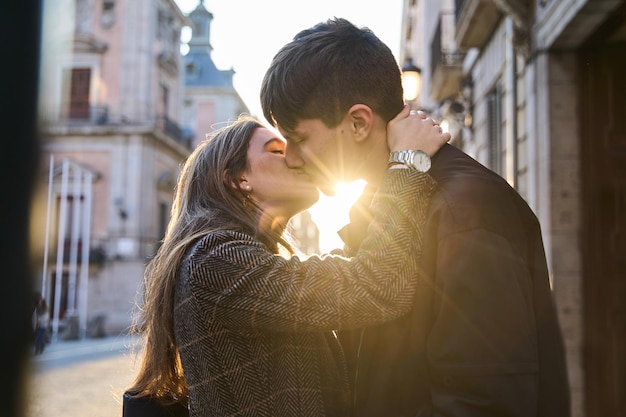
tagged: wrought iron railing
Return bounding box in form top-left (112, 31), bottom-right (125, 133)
top-left (60, 239), bottom-right (106, 265)
top-left (157, 115), bottom-right (192, 149)
top-left (62, 105), bottom-right (109, 124)
top-left (430, 13), bottom-right (466, 78)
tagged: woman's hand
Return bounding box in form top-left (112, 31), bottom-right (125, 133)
top-left (387, 105), bottom-right (450, 157)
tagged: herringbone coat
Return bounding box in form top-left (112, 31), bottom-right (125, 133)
top-left (174, 169), bottom-right (436, 416)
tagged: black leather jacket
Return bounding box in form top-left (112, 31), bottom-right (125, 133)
top-left (339, 144), bottom-right (570, 417)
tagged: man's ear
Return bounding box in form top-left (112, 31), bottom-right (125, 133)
top-left (346, 104), bottom-right (373, 143)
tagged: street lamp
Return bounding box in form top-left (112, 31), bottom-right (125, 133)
top-left (401, 58), bottom-right (422, 103)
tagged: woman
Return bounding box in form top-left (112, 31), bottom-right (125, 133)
top-left (125, 110), bottom-right (443, 416)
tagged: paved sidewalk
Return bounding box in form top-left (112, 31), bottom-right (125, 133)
top-left (25, 334), bottom-right (143, 417)
top-left (30, 333), bottom-right (139, 369)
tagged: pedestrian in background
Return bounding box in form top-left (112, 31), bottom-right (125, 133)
top-left (33, 298), bottom-right (49, 355)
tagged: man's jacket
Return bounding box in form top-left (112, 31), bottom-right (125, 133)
top-left (339, 144), bottom-right (570, 417)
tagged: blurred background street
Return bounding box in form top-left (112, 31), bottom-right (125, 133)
top-left (26, 334), bottom-right (140, 417)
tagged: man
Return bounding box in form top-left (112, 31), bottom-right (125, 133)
top-left (260, 17), bottom-right (570, 417)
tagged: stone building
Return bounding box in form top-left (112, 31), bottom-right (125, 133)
top-left (35, 0), bottom-right (317, 340)
top-left (37, 0), bottom-right (193, 337)
top-left (181, 0), bottom-right (249, 148)
top-left (400, 0), bottom-right (625, 415)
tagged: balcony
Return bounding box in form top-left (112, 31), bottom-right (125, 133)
top-left (157, 115), bottom-right (192, 149)
top-left (430, 13), bottom-right (466, 101)
top-left (61, 105), bottom-right (109, 125)
top-left (455, 0), bottom-right (502, 49)
top-left (60, 239), bottom-right (106, 265)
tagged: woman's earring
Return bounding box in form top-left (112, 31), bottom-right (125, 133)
top-left (242, 183), bottom-right (254, 210)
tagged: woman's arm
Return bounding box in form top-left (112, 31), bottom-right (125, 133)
top-left (185, 169), bottom-right (436, 332)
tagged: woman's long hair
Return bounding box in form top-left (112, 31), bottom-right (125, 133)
top-left (126, 115), bottom-right (292, 404)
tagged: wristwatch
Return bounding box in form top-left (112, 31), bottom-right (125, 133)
top-left (388, 150), bottom-right (431, 172)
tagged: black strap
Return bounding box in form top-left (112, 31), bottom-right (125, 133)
top-left (122, 392), bottom-right (189, 417)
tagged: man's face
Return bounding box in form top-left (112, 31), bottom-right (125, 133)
top-left (277, 118), bottom-right (357, 196)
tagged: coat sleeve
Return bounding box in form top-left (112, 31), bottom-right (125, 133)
top-left (185, 169), bottom-right (436, 333)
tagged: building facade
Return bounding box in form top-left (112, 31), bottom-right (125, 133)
top-left (35, 0), bottom-right (317, 341)
top-left (400, 0), bottom-right (626, 415)
top-left (37, 0), bottom-right (192, 337)
top-left (181, 1), bottom-right (249, 148)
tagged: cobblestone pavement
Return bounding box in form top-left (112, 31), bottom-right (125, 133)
top-left (24, 334), bottom-right (142, 417)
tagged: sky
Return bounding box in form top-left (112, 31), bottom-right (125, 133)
top-left (175, 0), bottom-right (404, 119)
top-left (174, 0), bottom-right (404, 252)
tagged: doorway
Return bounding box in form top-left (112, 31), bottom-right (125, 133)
top-left (579, 17), bottom-right (626, 417)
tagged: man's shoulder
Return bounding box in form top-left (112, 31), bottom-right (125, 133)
top-left (429, 145), bottom-right (525, 200)
top-left (429, 144), bottom-right (499, 184)
top-left (426, 145), bottom-right (538, 232)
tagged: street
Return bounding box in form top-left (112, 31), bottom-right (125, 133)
top-left (25, 334), bottom-right (141, 417)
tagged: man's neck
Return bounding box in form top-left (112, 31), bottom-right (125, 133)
top-left (356, 128), bottom-right (389, 188)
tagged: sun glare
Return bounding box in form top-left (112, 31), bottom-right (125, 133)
top-left (307, 180), bottom-right (367, 253)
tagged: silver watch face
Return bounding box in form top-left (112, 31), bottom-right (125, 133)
top-left (411, 151), bottom-right (431, 172)
top-left (389, 150), bottom-right (431, 172)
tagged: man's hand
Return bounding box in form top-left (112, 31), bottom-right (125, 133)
top-left (387, 105), bottom-right (450, 156)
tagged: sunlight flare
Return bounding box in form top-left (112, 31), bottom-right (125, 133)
top-left (307, 180), bottom-right (367, 253)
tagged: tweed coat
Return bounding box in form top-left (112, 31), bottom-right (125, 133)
top-left (173, 169), bottom-right (436, 417)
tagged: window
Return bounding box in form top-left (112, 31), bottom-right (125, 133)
top-left (160, 84), bottom-right (169, 117)
top-left (193, 19), bottom-right (208, 38)
top-left (158, 202), bottom-right (168, 240)
top-left (486, 85), bottom-right (503, 175)
top-left (56, 195), bottom-right (85, 247)
top-left (100, 0), bottom-right (116, 28)
top-left (102, 0), bottom-right (115, 12)
top-left (65, 68), bottom-right (91, 119)
top-left (186, 62), bottom-right (196, 76)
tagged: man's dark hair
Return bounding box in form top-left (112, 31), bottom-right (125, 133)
top-left (261, 17), bottom-right (404, 132)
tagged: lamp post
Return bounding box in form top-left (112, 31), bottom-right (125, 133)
top-left (401, 58), bottom-right (422, 104)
